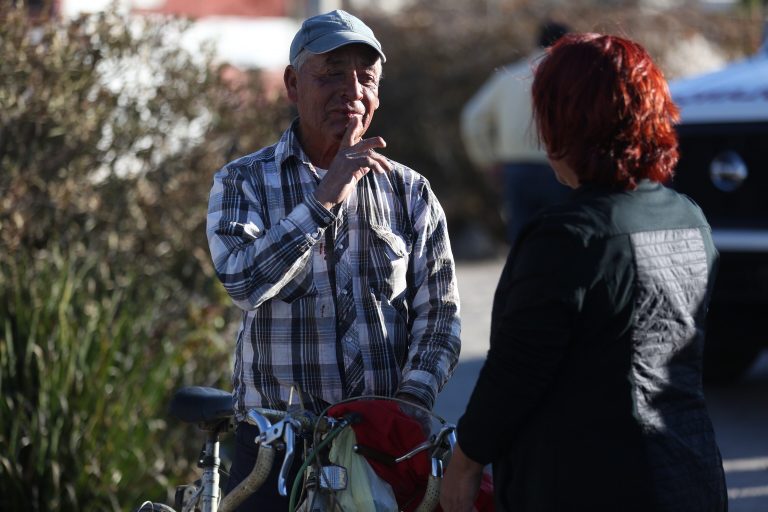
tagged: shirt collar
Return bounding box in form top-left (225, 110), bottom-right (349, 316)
top-left (276, 118), bottom-right (313, 170)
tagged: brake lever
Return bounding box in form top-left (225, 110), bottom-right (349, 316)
top-left (391, 424), bottom-right (457, 464)
top-left (277, 419), bottom-right (298, 496)
top-left (440, 425), bottom-right (457, 448)
top-left (246, 410), bottom-right (272, 436)
top-left (250, 417), bottom-right (297, 496)
top-left (430, 424), bottom-right (456, 459)
top-left (394, 440), bottom-right (433, 463)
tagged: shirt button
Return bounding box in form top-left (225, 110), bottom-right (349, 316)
top-left (323, 216), bottom-right (331, 223)
top-left (337, 243), bottom-right (344, 250)
top-left (341, 289), bottom-right (348, 296)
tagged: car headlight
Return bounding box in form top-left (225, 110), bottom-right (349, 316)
top-left (709, 150), bottom-right (747, 192)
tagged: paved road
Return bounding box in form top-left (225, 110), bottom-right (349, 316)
top-left (435, 256), bottom-right (768, 511)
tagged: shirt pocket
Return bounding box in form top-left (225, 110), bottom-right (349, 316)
top-left (368, 223), bottom-right (412, 301)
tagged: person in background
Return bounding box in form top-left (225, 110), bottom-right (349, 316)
top-left (441, 33), bottom-right (727, 512)
top-left (461, 21), bottom-right (571, 247)
top-left (206, 10), bottom-right (461, 510)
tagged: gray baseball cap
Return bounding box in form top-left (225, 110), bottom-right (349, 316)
top-left (289, 10), bottom-right (386, 65)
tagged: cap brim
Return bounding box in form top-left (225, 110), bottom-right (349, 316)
top-left (304, 31), bottom-right (386, 63)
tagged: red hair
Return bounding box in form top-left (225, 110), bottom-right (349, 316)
top-left (531, 33), bottom-right (680, 190)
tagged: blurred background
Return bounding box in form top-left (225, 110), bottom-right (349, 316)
top-left (1, 0), bottom-right (766, 510)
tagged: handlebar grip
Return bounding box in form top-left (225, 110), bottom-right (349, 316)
top-left (217, 444), bottom-right (276, 512)
top-left (414, 459), bottom-right (443, 512)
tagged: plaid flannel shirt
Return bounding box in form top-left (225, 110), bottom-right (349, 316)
top-left (207, 123), bottom-right (461, 418)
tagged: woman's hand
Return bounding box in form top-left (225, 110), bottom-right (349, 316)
top-left (440, 442), bottom-right (485, 512)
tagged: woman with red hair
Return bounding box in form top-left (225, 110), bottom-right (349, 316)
top-left (442, 34), bottom-right (727, 511)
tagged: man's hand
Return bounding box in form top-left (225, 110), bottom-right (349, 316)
top-left (314, 116), bottom-right (392, 210)
top-left (440, 442), bottom-right (485, 512)
top-left (395, 393), bottom-right (433, 438)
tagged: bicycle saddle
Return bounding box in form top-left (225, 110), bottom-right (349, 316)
top-left (170, 386), bottom-right (234, 423)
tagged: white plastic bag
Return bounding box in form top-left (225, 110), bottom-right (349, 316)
top-left (328, 426), bottom-right (399, 512)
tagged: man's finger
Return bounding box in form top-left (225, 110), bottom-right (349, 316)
top-left (346, 151), bottom-right (392, 174)
top-left (368, 152), bottom-right (392, 173)
top-left (351, 136), bottom-right (387, 153)
top-left (352, 166), bottom-right (371, 181)
top-left (340, 115), bottom-right (363, 150)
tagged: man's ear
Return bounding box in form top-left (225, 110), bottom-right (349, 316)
top-left (284, 66), bottom-right (298, 103)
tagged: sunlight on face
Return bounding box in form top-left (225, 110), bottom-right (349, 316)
top-left (288, 44), bottom-right (382, 158)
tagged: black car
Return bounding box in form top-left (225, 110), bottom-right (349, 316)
top-left (670, 48), bottom-right (768, 382)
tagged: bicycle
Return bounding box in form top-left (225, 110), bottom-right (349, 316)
top-left (135, 386), bottom-right (456, 512)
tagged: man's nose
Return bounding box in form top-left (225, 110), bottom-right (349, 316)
top-left (341, 71), bottom-right (364, 100)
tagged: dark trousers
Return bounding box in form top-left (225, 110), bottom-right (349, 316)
top-left (225, 422), bottom-right (303, 511)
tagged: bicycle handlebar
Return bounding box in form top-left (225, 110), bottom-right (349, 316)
top-left (246, 406), bottom-right (336, 435)
top-left (224, 401), bottom-right (455, 512)
top-left (218, 406), bottom-right (334, 511)
top-left (218, 444), bottom-right (275, 512)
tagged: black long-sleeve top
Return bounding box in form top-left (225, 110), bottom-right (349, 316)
top-left (457, 180), bottom-right (727, 512)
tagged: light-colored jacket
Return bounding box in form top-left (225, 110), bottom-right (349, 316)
top-left (461, 50), bottom-right (549, 169)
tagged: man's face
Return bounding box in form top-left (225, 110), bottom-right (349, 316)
top-left (286, 44), bottom-right (381, 154)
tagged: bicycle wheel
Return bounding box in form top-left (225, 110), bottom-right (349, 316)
top-left (134, 502), bottom-right (177, 512)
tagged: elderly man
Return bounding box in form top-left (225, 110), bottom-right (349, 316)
top-left (206, 10), bottom-right (461, 509)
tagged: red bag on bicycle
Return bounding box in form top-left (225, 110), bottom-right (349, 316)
top-left (329, 400), bottom-right (429, 511)
top-left (328, 400), bottom-right (494, 512)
